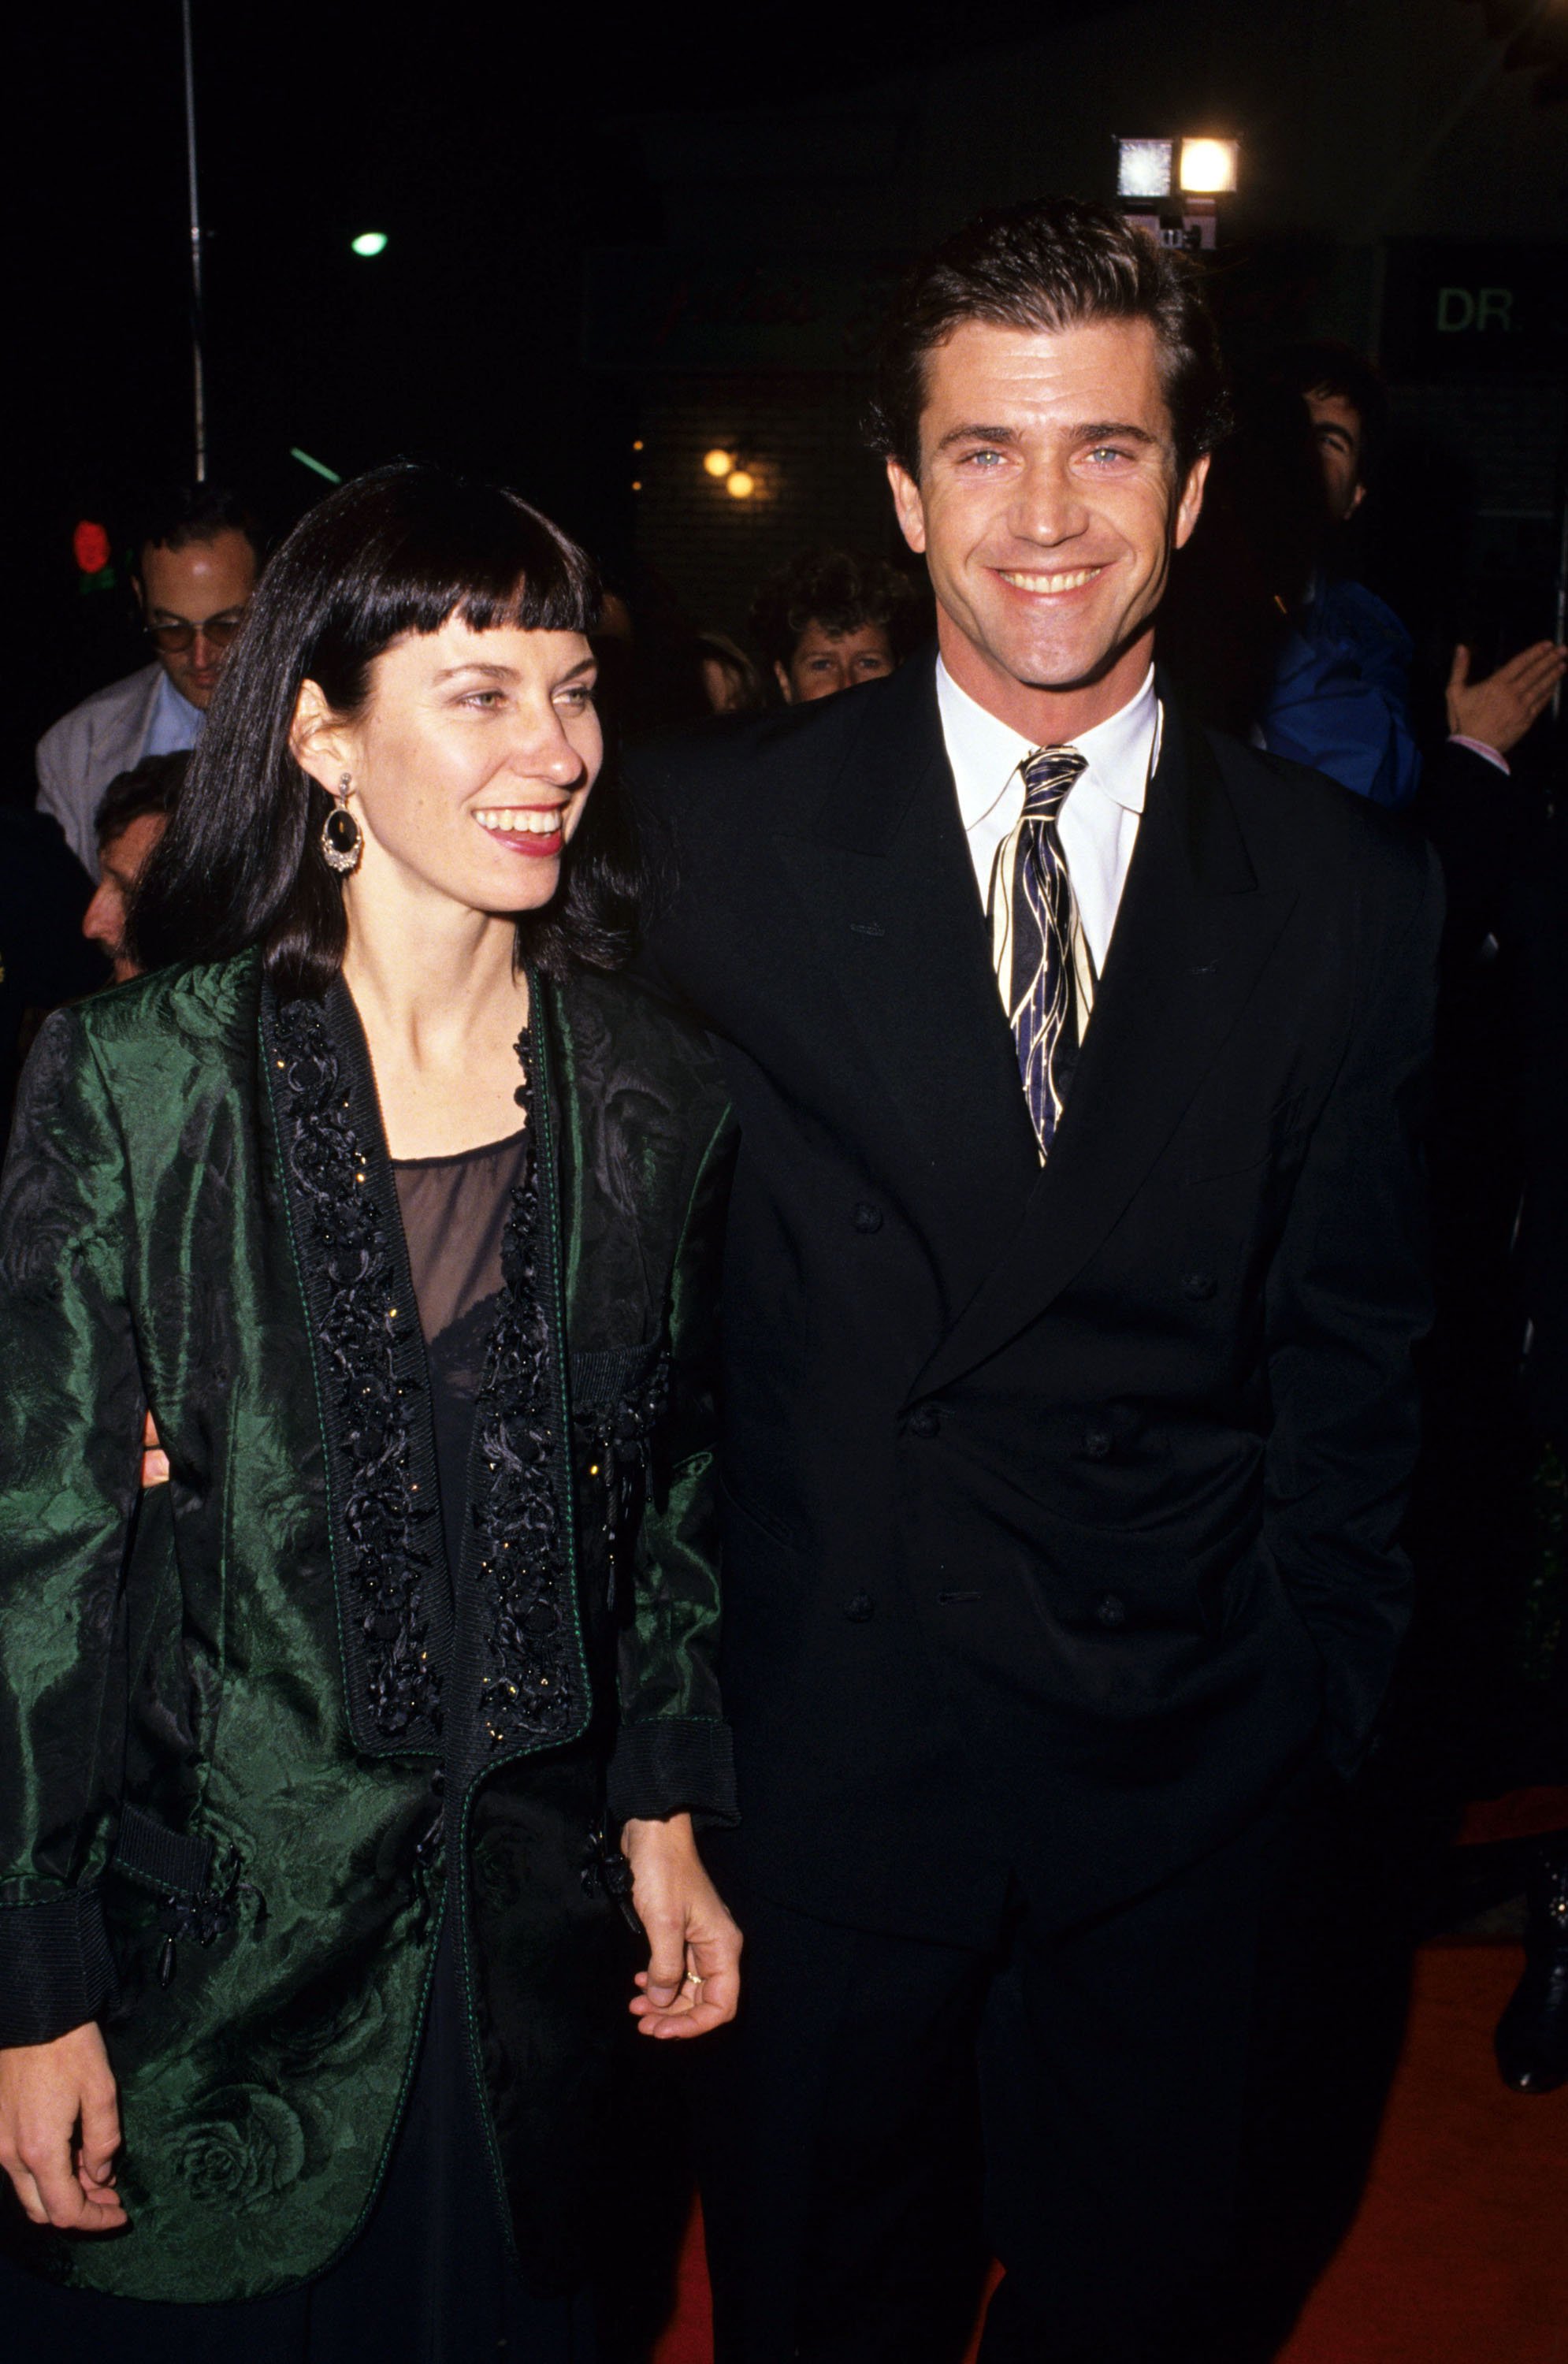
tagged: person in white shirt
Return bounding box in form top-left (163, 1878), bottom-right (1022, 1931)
top-left (35, 488), bottom-right (258, 872)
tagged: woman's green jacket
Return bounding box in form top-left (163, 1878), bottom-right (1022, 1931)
top-left (0, 948), bottom-right (736, 2302)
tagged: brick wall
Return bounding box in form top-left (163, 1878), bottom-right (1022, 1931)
top-left (630, 371), bottom-right (903, 641)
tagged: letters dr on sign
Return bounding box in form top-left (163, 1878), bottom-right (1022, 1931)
top-left (1381, 240), bottom-right (1565, 379)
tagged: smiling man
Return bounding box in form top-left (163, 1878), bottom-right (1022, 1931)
top-left (633, 200), bottom-right (1440, 2363)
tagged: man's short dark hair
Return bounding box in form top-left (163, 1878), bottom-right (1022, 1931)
top-left (749, 548), bottom-right (927, 672)
top-left (95, 752), bottom-right (187, 849)
top-left (132, 484), bottom-right (263, 571)
top-left (868, 196), bottom-right (1230, 483)
top-left (1270, 340), bottom-right (1388, 477)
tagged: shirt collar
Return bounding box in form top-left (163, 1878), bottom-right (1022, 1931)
top-left (152, 667), bottom-right (203, 728)
top-left (935, 653), bottom-right (1158, 827)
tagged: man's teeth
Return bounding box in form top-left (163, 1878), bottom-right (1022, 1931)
top-left (1001, 567), bottom-right (1102, 592)
top-left (474, 808), bottom-right (563, 835)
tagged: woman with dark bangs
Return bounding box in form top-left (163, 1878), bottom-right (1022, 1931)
top-left (0, 463), bottom-right (741, 2360)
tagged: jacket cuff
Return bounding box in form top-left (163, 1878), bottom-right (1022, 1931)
top-left (0, 1886), bottom-right (117, 2046)
top-left (608, 1718), bottom-right (738, 1830)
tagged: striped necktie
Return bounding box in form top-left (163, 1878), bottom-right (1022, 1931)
top-left (988, 745), bottom-right (1088, 1159)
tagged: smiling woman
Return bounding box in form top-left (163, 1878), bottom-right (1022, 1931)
top-left (133, 464), bottom-right (637, 997)
top-left (0, 465), bottom-right (741, 2359)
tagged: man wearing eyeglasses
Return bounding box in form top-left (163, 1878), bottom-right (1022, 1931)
top-left (35, 486), bottom-right (259, 874)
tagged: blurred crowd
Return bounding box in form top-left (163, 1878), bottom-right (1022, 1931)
top-left (2, 335), bottom-right (1566, 2100)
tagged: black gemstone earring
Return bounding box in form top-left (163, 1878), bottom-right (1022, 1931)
top-left (321, 773), bottom-right (362, 875)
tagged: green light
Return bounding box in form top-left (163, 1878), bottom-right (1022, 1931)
top-left (351, 231), bottom-right (388, 258)
top-left (291, 447), bottom-right (342, 484)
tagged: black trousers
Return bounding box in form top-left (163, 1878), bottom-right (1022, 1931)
top-left (691, 1801), bottom-right (1295, 2364)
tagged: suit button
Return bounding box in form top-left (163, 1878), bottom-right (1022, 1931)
top-left (1182, 1272), bottom-right (1217, 1301)
top-left (844, 1592), bottom-right (875, 1622)
top-left (908, 1405), bottom-right (942, 1439)
top-left (1096, 1593), bottom-right (1127, 1628)
top-left (851, 1202), bottom-right (884, 1234)
top-left (1081, 1426), bottom-right (1112, 1459)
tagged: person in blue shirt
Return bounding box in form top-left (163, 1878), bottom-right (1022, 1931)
top-left (1161, 364), bottom-right (1415, 810)
top-left (1263, 344), bottom-right (1422, 809)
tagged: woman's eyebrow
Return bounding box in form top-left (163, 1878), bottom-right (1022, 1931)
top-left (433, 660), bottom-right (518, 682)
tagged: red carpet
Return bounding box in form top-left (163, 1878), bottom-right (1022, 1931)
top-left (652, 1945), bottom-right (1568, 2364)
top-left (1276, 1945), bottom-right (1568, 2364)
top-left (1457, 1785), bottom-right (1568, 1848)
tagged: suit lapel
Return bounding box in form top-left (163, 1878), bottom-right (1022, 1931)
top-left (912, 698), bottom-right (1297, 1399)
top-left (773, 662), bottom-right (1041, 1319)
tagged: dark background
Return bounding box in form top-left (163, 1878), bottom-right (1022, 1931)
top-left (9, 0), bottom-right (1076, 782)
top-left (10, 0), bottom-right (1566, 796)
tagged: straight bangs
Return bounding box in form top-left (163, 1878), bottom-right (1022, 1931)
top-left (334, 472), bottom-right (600, 661)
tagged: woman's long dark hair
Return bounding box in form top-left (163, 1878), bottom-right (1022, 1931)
top-left (132, 463), bottom-right (639, 997)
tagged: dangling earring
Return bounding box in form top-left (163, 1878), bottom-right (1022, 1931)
top-left (320, 773), bottom-right (362, 875)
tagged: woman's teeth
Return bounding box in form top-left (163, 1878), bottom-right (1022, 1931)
top-left (474, 808), bottom-right (562, 835)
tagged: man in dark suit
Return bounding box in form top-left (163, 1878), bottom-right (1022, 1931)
top-left (632, 199), bottom-right (1440, 2363)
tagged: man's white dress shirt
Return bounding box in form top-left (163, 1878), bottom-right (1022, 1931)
top-left (934, 655), bottom-right (1160, 980)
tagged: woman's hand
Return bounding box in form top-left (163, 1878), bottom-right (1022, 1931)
top-left (0, 2022), bottom-right (126, 2230)
top-left (141, 1410), bottom-right (169, 1488)
top-left (621, 1812), bottom-right (741, 2040)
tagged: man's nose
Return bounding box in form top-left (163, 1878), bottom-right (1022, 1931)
top-left (191, 627), bottom-right (223, 667)
top-left (82, 886), bottom-right (114, 946)
top-left (1010, 455), bottom-right (1086, 545)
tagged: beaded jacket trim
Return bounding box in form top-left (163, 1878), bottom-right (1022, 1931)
top-left (465, 1028), bottom-right (581, 1753)
top-left (263, 992), bottom-right (448, 1753)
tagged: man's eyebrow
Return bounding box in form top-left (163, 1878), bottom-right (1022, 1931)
top-left (935, 422), bottom-right (1020, 452)
top-left (1074, 421), bottom-right (1161, 448)
top-left (935, 419), bottom-right (1165, 454)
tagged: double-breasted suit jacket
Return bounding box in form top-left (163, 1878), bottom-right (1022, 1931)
top-left (0, 950), bottom-right (734, 2301)
top-left (632, 656), bottom-right (1441, 1943)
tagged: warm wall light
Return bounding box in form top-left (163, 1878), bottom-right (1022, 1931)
top-left (1116, 138), bottom-right (1172, 199)
top-left (725, 470), bottom-right (756, 500)
top-left (703, 448), bottom-right (734, 478)
top-left (350, 231), bottom-right (389, 257)
top-left (1178, 138), bottom-right (1239, 195)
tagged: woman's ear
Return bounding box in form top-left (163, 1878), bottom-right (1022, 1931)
top-left (290, 678), bottom-right (351, 792)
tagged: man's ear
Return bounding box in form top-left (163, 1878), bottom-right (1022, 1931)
top-left (773, 660), bottom-right (795, 705)
top-left (290, 678), bottom-right (351, 793)
top-left (1172, 452), bottom-right (1212, 553)
top-left (886, 459), bottom-right (927, 556)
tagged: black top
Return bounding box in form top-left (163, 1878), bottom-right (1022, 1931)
top-left (392, 1128), bottom-right (529, 1581)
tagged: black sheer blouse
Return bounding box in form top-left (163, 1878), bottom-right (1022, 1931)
top-left (391, 1127), bottom-right (529, 1582)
